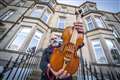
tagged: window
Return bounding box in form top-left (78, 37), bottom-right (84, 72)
top-left (50, 0), bottom-right (56, 7)
top-left (92, 39), bottom-right (107, 64)
top-left (31, 6), bottom-right (44, 18)
top-left (41, 0), bottom-right (50, 2)
top-left (86, 16), bottom-right (94, 31)
top-left (27, 30), bottom-right (43, 53)
top-left (94, 16), bottom-right (105, 28)
top-left (109, 24), bottom-right (120, 38)
top-left (0, 27), bottom-right (6, 36)
top-left (41, 9), bottom-right (51, 23)
top-left (57, 17), bottom-right (65, 29)
top-left (16, 1), bottom-right (25, 6)
top-left (81, 6), bottom-right (88, 13)
top-left (0, 9), bottom-right (15, 21)
top-left (105, 39), bottom-right (120, 63)
top-left (7, 27), bottom-right (31, 51)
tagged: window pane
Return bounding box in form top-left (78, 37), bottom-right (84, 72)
top-left (58, 17), bottom-right (65, 29)
top-left (106, 39), bottom-right (114, 49)
top-left (31, 6), bottom-right (43, 18)
top-left (41, 9), bottom-right (51, 23)
top-left (106, 39), bottom-right (120, 63)
top-left (0, 26), bottom-right (6, 36)
top-left (41, 15), bottom-right (48, 22)
top-left (50, 0), bottom-right (56, 7)
top-left (41, 0), bottom-right (50, 2)
top-left (0, 10), bottom-right (15, 21)
top-left (95, 16), bottom-right (104, 28)
top-left (27, 30), bottom-right (43, 53)
top-left (16, 1), bottom-right (25, 6)
top-left (8, 27), bottom-right (31, 50)
top-left (82, 6), bottom-right (88, 13)
top-left (86, 16), bottom-right (94, 31)
top-left (92, 40), bottom-right (107, 64)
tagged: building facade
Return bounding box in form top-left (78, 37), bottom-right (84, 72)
top-left (0, 0), bottom-right (120, 79)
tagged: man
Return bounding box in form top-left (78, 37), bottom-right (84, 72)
top-left (40, 22), bottom-right (84, 80)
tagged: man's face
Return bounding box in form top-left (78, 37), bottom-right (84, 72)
top-left (51, 40), bottom-right (59, 47)
top-left (73, 22), bottom-right (84, 33)
top-left (50, 37), bottom-right (63, 47)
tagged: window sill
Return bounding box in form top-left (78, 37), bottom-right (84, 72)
top-left (85, 28), bottom-right (112, 34)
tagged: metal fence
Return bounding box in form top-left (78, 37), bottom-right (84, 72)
top-left (0, 49), bottom-right (41, 80)
top-left (78, 49), bottom-right (120, 80)
top-left (0, 48), bottom-right (120, 80)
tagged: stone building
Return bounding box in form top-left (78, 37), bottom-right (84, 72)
top-left (0, 0), bottom-right (120, 79)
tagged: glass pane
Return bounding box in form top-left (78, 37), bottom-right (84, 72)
top-left (105, 39), bottom-right (120, 63)
top-left (50, 0), bottom-right (55, 7)
top-left (95, 16), bottom-right (104, 28)
top-left (58, 17), bottom-right (65, 29)
top-left (88, 23), bottom-right (94, 30)
top-left (92, 40), bottom-right (107, 63)
top-left (59, 23), bottom-right (64, 29)
top-left (106, 39), bottom-right (114, 49)
top-left (41, 10), bottom-right (51, 23)
top-left (0, 10), bottom-right (15, 21)
top-left (31, 9), bottom-right (41, 18)
top-left (86, 16), bottom-right (94, 31)
top-left (42, 15), bottom-right (48, 22)
top-left (86, 16), bottom-right (92, 22)
top-left (41, 0), bottom-right (50, 2)
top-left (8, 27), bottom-right (31, 50)
top-left (27, 30), bottom-right (43, 53)
top-left (16, 1), bottom-right (25, 6)
top-left (31, 6), bottom-right (44, 17)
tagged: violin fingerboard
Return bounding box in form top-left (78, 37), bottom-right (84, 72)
top-left (70, 29), bottom-right (78, 44)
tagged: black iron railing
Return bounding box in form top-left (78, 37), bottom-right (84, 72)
top-left (78, 58), bottom-right (120, 80)
top-left (0, 47), bottom-right (120, 80)
top-left (0, 49), bottom-right (41, 80)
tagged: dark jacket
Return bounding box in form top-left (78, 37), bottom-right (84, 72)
top-left (40, 46), bottom-right (72, 80)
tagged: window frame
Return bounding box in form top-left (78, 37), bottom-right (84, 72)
top-left (57, 16), bottom-right (66, 29)
top-left (41, 9), bottom-right (52, 23)
top-left (85, 16), bottom-right (95, 31)
top-left (16, 1), bottom-right (25, 6)
top-left (94, 15), bottom-right (105, 28)
top-left (41, 0), bottom-right (50, 2)
top-left (109, 24), bottom-right (120, 38)
top-left (6, 26), bottom-right (32, 51)
top-left (50, 0), bottom-right (56, 7)
top-left (105, 39), bottom-right (120, 63)
top-left (26, 29), bottom-right (43, 53)
top-left (92, 39), bottom-right (108, 64)
top-left (30, 5), bottom-right (45, 18)
top-left (0, 9), bottom-right (16, 21)
top-left (81, 5), bottom-right (88, 13)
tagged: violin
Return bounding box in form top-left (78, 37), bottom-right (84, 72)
top-left (50, 10), bottom-right (84, 75)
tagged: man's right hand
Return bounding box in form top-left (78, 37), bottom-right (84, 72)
top-left (47, 64), bottom-right (70, 79)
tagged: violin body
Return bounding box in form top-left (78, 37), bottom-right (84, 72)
top-left (50, 25), bottom-right (84, 75)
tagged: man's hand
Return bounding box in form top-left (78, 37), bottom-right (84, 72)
top-left (73, 22), bottom-right (84, 33)
top-left (47, 64), bottom-right (70, 79)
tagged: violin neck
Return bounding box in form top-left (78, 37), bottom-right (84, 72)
top-left (76, 13), bottom-right (82, 23)
top-left (70, 29), bottom-right (78, 44)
